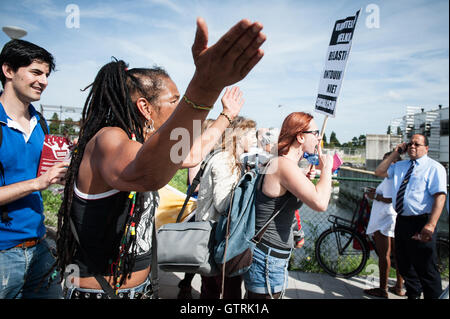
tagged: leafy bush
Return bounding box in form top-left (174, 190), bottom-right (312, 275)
top-left (42, 188), bottom-right (62, 228)
top-left (168, 169), bottom-right (188, 193)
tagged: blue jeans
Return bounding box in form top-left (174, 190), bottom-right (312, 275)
top-left (243, 243), bottom-right (291, 298)
top-left (0, 238), bottom-right (62, 299)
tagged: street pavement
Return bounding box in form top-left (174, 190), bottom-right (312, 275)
top-left (157, 267), bottom-right (417, 299)
top-left (46, 229), bottom-right (447, 300)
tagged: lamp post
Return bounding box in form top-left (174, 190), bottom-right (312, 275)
top-left (2, 26), bottom-right (27, 39)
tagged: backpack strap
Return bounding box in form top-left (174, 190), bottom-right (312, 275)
top-left (150, 214), bottom-right (159, 298)
top-left (251, 167), bottom-right (292, 244)
top-left (69, 218), bottom-right (119, 299)
top-left (0, 122), bottom-right (4, 179)
top-left (36, 111), bottom-right (49, 135)
top-left (175, 148), bottom-right (221, 223)
top-left (252, 199), bottom-right (291, 244)
top-left (0, 121), bottom-right (3, 149)
top-left (0, 123), bottom-right (11, 224)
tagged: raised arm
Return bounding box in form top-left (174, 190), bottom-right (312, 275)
top-left (94, 18), bottom-right (265, 191)
top-left (181, 86), bottom-right (244, 168)
top-left (279, 149), bottom-right (333, 212)
top-left (374, 142), bottom-right (406, 177)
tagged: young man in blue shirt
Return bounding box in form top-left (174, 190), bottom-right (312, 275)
top-left (375, 134), bottom-right (447, 299)
top-left (0, 39), bottom-right (68, 298)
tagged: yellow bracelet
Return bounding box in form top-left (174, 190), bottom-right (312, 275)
top-left (220, 112), bottom-right (233, 125)
top-left (183, 95), bottom-right (213, 111)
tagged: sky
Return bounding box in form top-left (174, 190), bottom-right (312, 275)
top-left (0, 0), bottom-right (448, 143)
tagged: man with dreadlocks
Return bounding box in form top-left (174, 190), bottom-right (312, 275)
top-left (58, 17), bottom-right (266, 299)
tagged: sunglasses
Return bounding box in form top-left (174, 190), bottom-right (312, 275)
top-left (407, 142), bottom-right (425, 147)
top-left (302, 130), bottom-right (320, 137)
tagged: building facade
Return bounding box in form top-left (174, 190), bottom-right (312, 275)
top-left (391, 105), bottom-right (449, 170)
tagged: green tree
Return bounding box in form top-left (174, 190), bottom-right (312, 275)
top-left (387, 125), bottom-right (391, 134)
top-left (61, 117), bottom-right (77, 136)
top-left (329, 131), bottom-right (340, 147)
top-left (358, 134), bottom-right (366, 147)
top-left (49, 112), bottom-right (60, 134)
top-left (322, 133), bottom-right (328, 147)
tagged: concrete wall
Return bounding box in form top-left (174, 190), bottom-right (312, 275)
top-left (365, 134), bottom-right (402, 171)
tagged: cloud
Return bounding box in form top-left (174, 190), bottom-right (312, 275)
top-left (3, 0), bottom-right (447, 145)
top-left (386, 90), bottom-right (403, 101)
top-left (146, 0), bottom-right (183, 14)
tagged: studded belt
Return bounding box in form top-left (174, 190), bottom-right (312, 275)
top-left (69, 289), bottom-right (151, 299)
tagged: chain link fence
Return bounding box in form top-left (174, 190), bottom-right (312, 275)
top-left (289, 183), bottom-right (363, 274)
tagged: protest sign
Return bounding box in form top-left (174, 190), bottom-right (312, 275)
top-left (315, 9), bottom-right (360, 118)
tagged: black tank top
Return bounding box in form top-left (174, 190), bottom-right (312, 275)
top-left (70, 186), bottom-right (158, 277)
top-left (255, 173), bottom-right (303, 250)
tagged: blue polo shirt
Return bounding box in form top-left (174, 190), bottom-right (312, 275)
top-left (0, 102), bottom-right (48, 250)
top-left (387, 155), bottom-right (447, 216)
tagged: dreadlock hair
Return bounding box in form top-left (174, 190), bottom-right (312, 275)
top-left (54, 58), bottom-right (170, 289)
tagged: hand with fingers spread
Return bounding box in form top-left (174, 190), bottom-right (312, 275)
top-left (221, 86), bottom-right (244, 122)
top-left (187, 18), bottom-right (266, 104)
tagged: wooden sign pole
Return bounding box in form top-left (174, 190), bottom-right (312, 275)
top-left (319, 115), bottom-right (329, 141)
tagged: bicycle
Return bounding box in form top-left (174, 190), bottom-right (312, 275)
top-left (315, 188), bottom-right (450, 280)
top-left (314, 188), bottom-right (375, 278)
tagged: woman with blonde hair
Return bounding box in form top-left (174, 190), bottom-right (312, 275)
top-left (195, 115), bottom-right (257, 299)
top-left (244, 111), bottom-right (333, 299)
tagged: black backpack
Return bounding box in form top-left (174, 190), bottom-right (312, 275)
top-left (0, 112), bottom-right (48, 223)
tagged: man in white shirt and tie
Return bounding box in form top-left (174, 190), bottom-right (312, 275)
top-left (375, 134), bottom-right (447, 299)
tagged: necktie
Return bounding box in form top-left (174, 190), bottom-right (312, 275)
top-left (395, 160), bottom-right (416, 215)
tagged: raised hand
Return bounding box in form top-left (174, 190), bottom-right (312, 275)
top-left (305, 166), bottom-right (317, 181)
top-left (395, 142), bottom-right (408, 154)
top-left (188, 18), bottom-right (266, 102)
top-left (221, 86), bottom-right (244, 120)
top-left (316, 145), bottom-right (333, 172)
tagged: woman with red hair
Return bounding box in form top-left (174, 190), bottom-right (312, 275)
top-left (244, 112), bottom-right (334, 299)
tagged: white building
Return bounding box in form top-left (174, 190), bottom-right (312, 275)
top-left (390, 105), bottom-right (449, 169)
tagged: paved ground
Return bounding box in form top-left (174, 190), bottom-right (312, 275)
top-left (46, 230), bottom-right (447, 299)
top-left (157, 267), bottom-right (417, 299)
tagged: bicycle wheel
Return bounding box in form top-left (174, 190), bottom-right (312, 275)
top-left (315, 226), bottom-right (369, 278)
top-left (436, 234), bottom-right (449, 281)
